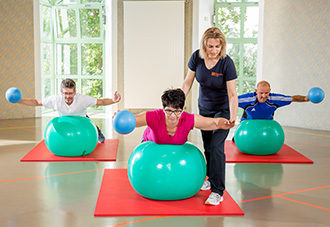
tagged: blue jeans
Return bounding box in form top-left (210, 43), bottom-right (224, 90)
top-left (199, 105), bottom-right (230, 196)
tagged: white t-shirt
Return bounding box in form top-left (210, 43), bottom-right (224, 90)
top-left (42, 93), bottom-right (97, 116)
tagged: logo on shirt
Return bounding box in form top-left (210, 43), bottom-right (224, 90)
top-left (251, 108), bottom-right (256, 111)
top-left (211, 72), bottom-right (223, 77)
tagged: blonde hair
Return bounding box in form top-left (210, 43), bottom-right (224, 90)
top-left (199, 27), bottom-right (227, 59)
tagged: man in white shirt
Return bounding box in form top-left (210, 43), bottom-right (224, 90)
top-left (18, 78), bottom-right (121, 143)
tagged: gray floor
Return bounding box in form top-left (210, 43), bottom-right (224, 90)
top-left (1, 114), bottom-right (330, 227)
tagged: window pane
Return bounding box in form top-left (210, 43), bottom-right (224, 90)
top-left (244, 7), bottom-right (259, 38)
top-left (42, 78), bottom-right (52, 98)
top-left (242, 80), bottom-right (256, 94)
top-left (56, 44), bottom-right (78, 75)
top-left (80, 9), bottom-right (101, 38)
top-left (82, 43), bottom-right (103, 75)
top-left (216, 0), bottom-right (241, 2)
top-left (227, 43), bottom-right (240, 75)
top-left (216, 7), bottom-right (240, 38)
top-left (61, 0), bottom-right (79, 4)
top-left (243, 43), bottom-right (257, 77)
top-left (42, 43), bottom-right (52, 75)
top-left (82, 79), bottom-right (103, 110)
top-left (41, 5), bottom-right (52, 39)
top-left (56, 9), bottom-right (77, 38)
top-left (82, 0), bottom-right (103, 3)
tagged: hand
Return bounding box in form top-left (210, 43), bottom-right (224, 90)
top-left (112, 110), bottom-right (120, 119)
top-left (113, 91), bottom-right (121, 103)
top-left (217, 118), bottom-right (235, 130)
top-left (223, 119), bottom-right (235, 129)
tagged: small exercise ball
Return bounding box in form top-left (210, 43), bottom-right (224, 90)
top-left (113, 110), bottom-right (136, 134)
top-left (45, 116), bottom-right (98, 157)
top-left (128, 141), bottom-right (206, 201)
top-left (308, 87), bottom-right (325, 104)
top-left (5, 87), bottom-right (22, 103)
top-left (235, 120), bottom-right (285, 155)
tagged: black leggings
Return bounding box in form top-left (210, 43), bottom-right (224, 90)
top-left (199, 106), bottom-right (230, 196)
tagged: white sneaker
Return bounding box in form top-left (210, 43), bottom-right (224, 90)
top-left (201, 180), bottom-right (211, 190)
top-left (205, 192), bottom-right (223, 205)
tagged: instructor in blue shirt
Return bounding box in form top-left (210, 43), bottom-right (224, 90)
top-left (182, 27), bottom-right (238, 206)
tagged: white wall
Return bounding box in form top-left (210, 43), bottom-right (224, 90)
top-left (261, 0), bottom-right (330, 131)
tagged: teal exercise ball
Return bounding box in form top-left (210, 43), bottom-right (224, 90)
top-left (235, 120), bottom-right (285, 155)
top-left (127, 141), bottom-right (206, 201)
top-left (44, 116), bottom-right (98, 157)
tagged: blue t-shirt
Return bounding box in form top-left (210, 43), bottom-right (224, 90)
top-left (238, 92), bottom-right (292, 121)
top-left (188, 50), bottom-right (237, 110)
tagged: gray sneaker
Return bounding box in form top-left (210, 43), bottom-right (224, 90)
top-left (205, 192), bottom-right (223, 205)
top-left (201, 180), bottom-right (211, 190)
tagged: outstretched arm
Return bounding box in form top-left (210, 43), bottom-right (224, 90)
top-left (134, 112), bottom-right (148, 127)
top-left (18, 99), bottom-right (43, 106)
top-left (292, 95), bottom-right (309, 102)
top-left (181, 69), bottom-right (196, 97)
top-left (96, 91), bottom-right (121, 106)
top-left (194, 114), bottom-right (235, 131)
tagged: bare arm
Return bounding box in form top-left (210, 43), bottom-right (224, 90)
top-left (96, 91), bottom-right (121, 106)
top-left (194, 114), bottom-right (235, 131)
top-left (134, 112), bottom-right (148, 127)
top-left (181, 69), bottom-right (196, 97)
top-left (227, 79), bottom-right (238, 123)
top-left (292, 95), bottom-right (309, 102)
top-left (18, 98), bottom-right (43, 106)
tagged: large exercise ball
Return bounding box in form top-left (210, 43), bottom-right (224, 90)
top-left (128, 141), bottom-right (206, 201)
top-left (113, 110), bottom-right (136, 134)
top-left (308, 87), bottom-right (325, 104)
top-left (234, 120), bottom-right (285, 155)
top-left (45, 116), bottom-right (98, 157)
top-left (5, 87), bottom-right (22, 103)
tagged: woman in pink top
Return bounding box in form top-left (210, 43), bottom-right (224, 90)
top-left (134, 89), bottom-right (235, 145)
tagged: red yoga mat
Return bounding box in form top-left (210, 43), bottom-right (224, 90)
top-left (20, 139), bottom-right (118, 162)
top-left (94, 169), bottom-right (244, 216)
top-left (225, 141), bottom-right (313, 164)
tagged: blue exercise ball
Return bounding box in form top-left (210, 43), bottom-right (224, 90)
top-left (308, 87), bottom-right (325, 104)
top-left (45, 116), bottom-right (98, 157)
top-left (235, 120), bottom-right (285, 155)
top-left (113, 110), bottom-right (136, 134)
top-left (5, 87), bottom-right (22, 103)
top-left (128, 141), bottom-right (206, 201)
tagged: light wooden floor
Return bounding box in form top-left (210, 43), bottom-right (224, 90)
top-left (1, 114), bottom-right (330, 227)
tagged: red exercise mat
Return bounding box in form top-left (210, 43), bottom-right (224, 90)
top-left (225, 141), bottom-right (313, 164)
top-left (20, 139), bottom-right (118, 162)
top-left (94, 169), bottom-right (244, 216)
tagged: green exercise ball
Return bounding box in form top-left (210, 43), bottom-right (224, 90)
top-left (44, 116), bottom-right (98, 157)
top-left (235, 120), bottom-right (285, 155)
top-left (127, 141), bottom-right (206, 201)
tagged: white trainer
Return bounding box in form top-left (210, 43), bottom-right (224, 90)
top-left (205, 192), bottom-right (223, 205)
top-left (201, 180), bottom-right (211, 190)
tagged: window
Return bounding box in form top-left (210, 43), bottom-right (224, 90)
top-left (214, 0), bottom-right (259, 95)
top-left (40, 0), bottom-right (105, 112)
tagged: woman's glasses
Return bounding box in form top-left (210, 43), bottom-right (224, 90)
top-left (164, 108), bottom-right (183, 116)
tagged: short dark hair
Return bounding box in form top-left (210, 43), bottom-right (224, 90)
top-left (61, 79), bottom-right (76, 91)
top-left (161, 88), bottom-right (185, 109)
